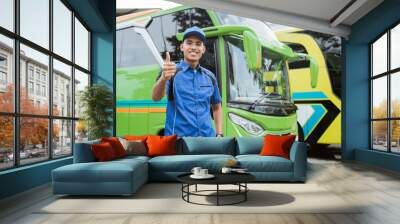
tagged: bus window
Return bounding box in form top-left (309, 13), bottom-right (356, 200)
top-left (226, 36), bottom-right (290, 105)
top-left (147, 8), bottom-right (213, 62)
top-left (286, 43), bottom-right (310, 69)
top-left (116, 27), bottom-right (158, 68)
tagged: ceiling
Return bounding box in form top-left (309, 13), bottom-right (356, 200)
top-left (170, 0), bottom-right (384, 38)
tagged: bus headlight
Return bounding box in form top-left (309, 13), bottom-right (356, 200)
top-left (228, 113), bottom-right (264, 135)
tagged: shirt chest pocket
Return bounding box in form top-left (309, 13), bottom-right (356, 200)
top-left (198, 78), bottom-right (213, 98)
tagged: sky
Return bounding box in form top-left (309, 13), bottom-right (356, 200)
top-left (117, 0), bottom-right (181, 10)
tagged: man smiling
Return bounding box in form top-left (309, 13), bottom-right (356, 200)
top-left (152, 26), bottom-right (223, 137)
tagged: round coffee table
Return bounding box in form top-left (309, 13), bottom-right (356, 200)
top-left (177, 172), bottom-right (255, 206)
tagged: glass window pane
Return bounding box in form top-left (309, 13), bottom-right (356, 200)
top-left (391, 72), bottom-right (400, 118)
top-left (20, 44), bottom-right (49, 115)
top-left (116, 27), bottom-right (158, 68)
top-left (53, 0), bottom-right (72, 60)
top-left (20, 117), bottom-right (49, 165)
top-left (74, 69), bottom-right (89, 118)
top-left (372, 76), bottom-right (387, 119)
top-left (372, 121), bottom-right (388, 151)
top-left (391, 120), bottom-right (400, 153)
top-left (75, 18), bottom-right (89, 70)
top-left (53, 119), bottom-right (72, 157)
top-left (20, 0), bottom-right (49, 49)
top-left (0, 0), bottom-right (14, 31)
top-left (372, 33), bottom-right (387, 76)
top-left (391, 24), bottom-right (400, 70)
top-left (0, 34), bottom-right (14, 112)
top-left (75, 120), bottom-right (88, 143)
top-left (0, 116), bottom-right (14, 170)
top-left (53, 59), bottom-right (72, 117)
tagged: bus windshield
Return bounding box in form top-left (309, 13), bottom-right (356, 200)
top-left (226, 36), bottom-right (290, 104)
top-left (216, 12), bottom-right (283, 47)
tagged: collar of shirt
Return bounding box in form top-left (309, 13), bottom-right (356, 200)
top-left (178, 59), bottom-right (205, 74)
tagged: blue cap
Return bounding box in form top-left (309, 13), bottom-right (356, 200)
top-left (183, 26), bottom-right (206, 43)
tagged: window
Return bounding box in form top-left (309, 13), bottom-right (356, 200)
top-left (371, 23), bottom-right (400, 154)
top-left (35, 84), bottom-right (40, 95)
top-left (0, 116), bottom-right (13, 170)
top-left (53, 0), bottom-right (72, 60)
top-left (116, 27), bottom-right (158, 68)
top-left (74, 69), bottom-right (89, 119)
top-left (28, 81), bottom-right (34, 94)
top-left (35, 70), bottom-right (41, 81)
top-left (42, 85), bottom-right (46, 97)
top-left (28, 67), bottom-right (34, 80)
top-left (286, 43), bottom-right (311, 70)
top-left (0, 71), bottom-right (6, 85)
top-left (0, 55), bottom-right (7, 67)
top-left (20, 0), bottom-right (49, 49)
top-left (226, 36), bottom-right (290, 106)
top-left (147, 8), bottom-right (213, 62)
top-left (53, 59), bottom-right (72, 116)
top-left (0, 1), bottom-right (91, 170)
top-left (0, 35), bottom-right (13, 112)
top-left (0, 0), bottom-right (14, 32)
top-left (75, 17), bottom-right (89, 70)
top-left (53, 119), bottom-right (72, 158)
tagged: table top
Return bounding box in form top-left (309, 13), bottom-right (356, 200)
top-left (177, 172), bottom-right (255, 185)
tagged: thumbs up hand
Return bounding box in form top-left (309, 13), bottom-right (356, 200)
top-left (162, 52), bottom-right (177, 81)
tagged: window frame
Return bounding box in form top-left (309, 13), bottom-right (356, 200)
top-left (370, 20), bottom-right (400, 154)
top-left (0, 0), bottom-right (92, 171)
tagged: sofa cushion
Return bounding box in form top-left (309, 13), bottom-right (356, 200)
top-left (119, 138), bottom-right (147, 156)
top-left (178, 137), bottom-right (235, 155)
top-left (148, 154), bottom-right (235, 172)
top-left (260, 134), bottom-right (296, 159)
top-left (91, 142), bottom-right (118, 161)
top-left (236, 137), bottom-right (263, 155)
top-left (52, 159), bottom-right (147, 183)
top-left (236, 155), bottom-right (293, 172)
top-left (101, 137), bottom-right (127, 158)
top-left (147, 135), bottom-right (177, 157)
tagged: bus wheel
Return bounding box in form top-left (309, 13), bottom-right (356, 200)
top-left (157, 128), bottom-right (165, 136)
top-left (297, 123), bottom-right (304, 142)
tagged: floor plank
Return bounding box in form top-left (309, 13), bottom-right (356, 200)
top-left (1, 157), bottom-right (400, 224)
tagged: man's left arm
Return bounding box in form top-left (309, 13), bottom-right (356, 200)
top-left (212, 104), bottom-right (223, 136)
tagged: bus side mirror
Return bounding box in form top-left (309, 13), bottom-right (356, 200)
top-left (309, 55), bottom-right (318, 88)
top-left (243, 31), bottom-right (262, 73)
top-left (293, 53), bottom-right (318, 88)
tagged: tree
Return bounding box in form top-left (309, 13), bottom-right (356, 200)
top-left (0, 84), bottom-right (59, 151)
top-left (79, 84), bottom-right (113, 140)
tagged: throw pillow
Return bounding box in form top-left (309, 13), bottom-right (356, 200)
top-left (260, 134), bottom-right (296, 159)
top-left (101, 137), bottom-right (126, 158)
top-left (91, 142), bottom-right (117, 161)
top-left (119, 138), bottom-right (147, 156)
top-left (124, 135), bottom-right (150, 142)
top-left (146, 135), bottom-right (177, 157)
top-left (124, 135), bottom-right (154, 149)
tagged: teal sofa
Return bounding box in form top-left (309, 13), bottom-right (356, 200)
top-left (52, 137), bottom-right (307, 196)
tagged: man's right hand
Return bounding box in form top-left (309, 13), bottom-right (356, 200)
top-left (162, 52), bottom-right (176, 81)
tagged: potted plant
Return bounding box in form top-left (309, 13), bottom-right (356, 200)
top-left (79, 84), bottom-right (113, 140)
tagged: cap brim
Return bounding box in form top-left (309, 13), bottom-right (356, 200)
top-left (183, 31), bottom-right (206, 43)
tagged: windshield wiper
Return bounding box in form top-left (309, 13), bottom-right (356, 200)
top-left (248, 93), bottom-right (286, 110)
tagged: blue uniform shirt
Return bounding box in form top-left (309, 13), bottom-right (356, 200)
top-left (164, 60), bottom-right (222, 137)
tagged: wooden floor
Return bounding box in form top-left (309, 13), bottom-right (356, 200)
top-left (1, 157), bottom-right (400, 224)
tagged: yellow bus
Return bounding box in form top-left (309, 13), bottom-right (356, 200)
top-left (276, 29), bottom-right (341, 146)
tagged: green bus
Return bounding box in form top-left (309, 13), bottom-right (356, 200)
top-left (116, 6), bottom-right (317, 138)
